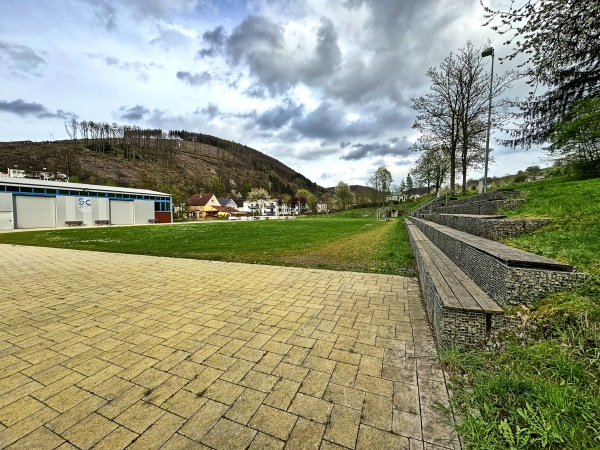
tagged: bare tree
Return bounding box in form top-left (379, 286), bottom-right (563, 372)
top-left (411, 143), bottom-right (450, 196)
top-left (412, 42), bottom-right (515, 193)
top-left (64, 118), bottom-right (79, 140)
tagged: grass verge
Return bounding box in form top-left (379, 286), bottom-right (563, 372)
top-left (439, 176), bottom-right (600, 449)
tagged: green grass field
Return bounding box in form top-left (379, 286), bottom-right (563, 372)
top-left (0, 208), bottom-right (417, 275)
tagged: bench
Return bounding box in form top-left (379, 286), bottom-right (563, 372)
top-left (406, 222), bottom-right (504, 346)
top-left (65, 221), bottom-right (83, 227)
top-left (148, 219), bottom-right (159, 224)
top-left (95, 220), bottom-right (110, 225)
top-left (409, 217), bottom-right (587, 306)
top-left (419, 213), bottom-right (551, 241)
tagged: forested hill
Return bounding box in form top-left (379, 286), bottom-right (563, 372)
top-left (0, 127), bottom-right (323, 202)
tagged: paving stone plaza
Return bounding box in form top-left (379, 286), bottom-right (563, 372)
top-left (0, 244), bottom-right (459, 449)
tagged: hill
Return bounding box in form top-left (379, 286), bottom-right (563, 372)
top-left (0, 131), bottom-right (324, 203)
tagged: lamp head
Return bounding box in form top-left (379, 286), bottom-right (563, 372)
top-left (482, 47), bottom-right (494, 58)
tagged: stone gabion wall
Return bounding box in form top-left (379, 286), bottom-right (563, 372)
top-left (410, 218), bottom-right (588, 307)
top-left (408, 224), bottom-right (502, 346)
top-left (428, 199), bottom-right (526, 215)
top-left (420, 214), bottom-right (552, 240)
top-left (415, 190), bottom-right (525, 216)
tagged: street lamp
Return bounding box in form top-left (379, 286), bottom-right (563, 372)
top-left (482, 46), bottom-right (494, 193)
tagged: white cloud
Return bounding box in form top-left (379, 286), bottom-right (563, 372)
top-left (0, 0), bottom-right (545, 188)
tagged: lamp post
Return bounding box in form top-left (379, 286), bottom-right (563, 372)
top-left (482, 46), bottom-right (494, 193)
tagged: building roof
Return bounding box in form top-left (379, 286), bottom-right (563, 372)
top-left (214, 206), bottom-right (239, 213)
top-left (0, 176), bottom-right (170, 197)
top-left (217, 197), bottom-right (235, 206)
top-left (188, 193), bottom-right (217, 206)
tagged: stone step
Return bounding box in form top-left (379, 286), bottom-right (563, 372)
top-left (406, 221), bottom-right (505, 346)
top-left (418, 213), bottom-right (552, 240)
top-left (408, 217), bottom-right (588, 307)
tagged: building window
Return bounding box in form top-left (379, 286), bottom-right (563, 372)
top-left (155, 201), bottom-right (171, 212)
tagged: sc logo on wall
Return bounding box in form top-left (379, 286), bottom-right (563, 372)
top-left (77, 197), bottom-right (92, 211)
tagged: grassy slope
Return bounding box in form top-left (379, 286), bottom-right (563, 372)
top-left (441, 176), bottom-right (600, 449)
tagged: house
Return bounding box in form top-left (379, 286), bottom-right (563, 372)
top-left (526, 175), bottom-right (545, 182)
top-left (316, 201), bottom-right (329, 213)
top-left (188, 193), bottom-right (221, 219)
top-left (386, 193), bottom-right (408, 203)
top-left (218, 198), bottom-right (239, 209)
top-left (242, 199), bottom-right (296, 216)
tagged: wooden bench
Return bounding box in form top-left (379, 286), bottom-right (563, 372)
top-left (65, 221), bottom-right (83, 227)
top-left (148, 219), bottom-right (159, 224)
top-left (407, 221), bottom-right (503, 346)
top-left (408, 217), bottom-right (587, 308)
top-left (95, 220), bottom-right (110, 225)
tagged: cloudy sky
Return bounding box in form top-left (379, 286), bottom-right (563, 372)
top-left (0, 0), bottom-right (544, 188)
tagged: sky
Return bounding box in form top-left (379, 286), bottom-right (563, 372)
top-left (0, 0), bottom-right (546, 188)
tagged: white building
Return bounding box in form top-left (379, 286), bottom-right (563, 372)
top-left (0, 176), bottom-right (172, 229)
top-left (242, 199), bottom-right (297, 216)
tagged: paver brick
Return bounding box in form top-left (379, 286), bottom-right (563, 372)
top-left (362, 392), bottom-right (393, 431)
top-left (264, 379), bottom-right (301, 410)
top-left (0, 245), bottom-right (456, 450)
top-left (203, 379), bottom-right (245, 405)
top-left (288, 393), bottom-right (333, 424)
top-left (356, 424), bottom-right (410, 450)
top-left (225, 388), bottom-right (267, 425)
top-left (5, 426), bottom-right (65, 449)
top-left (60, 413), bottom-right (117, 449)
top-left (393, 409), bottom-right (423, 441)
top-left (202, 418), bottom-right (257, 450)
top-left (46, 385), bottom-right (93, 413)
top-left (161, 433), bottom-right (211, 450)
top-left (163, 389), bottom-right (208, 418)
top-left (220, 358), bottom-right (255, 383)
top-left (240, 370), bottom-right (279, 393)
top-left (331, 362), bottom-right (358, 387)
top-left (286, 417), bottom-right (325, 450)
top-left (324, 404), bottom-right (361, 448)
top-left (248, 404), bottom-right (298, 440)
top-left (248, 432), bottom-right (285, 450)
top-left (92, 426), bottom-right (138, 450)
top-left (127, 412), bottom-right (186, 450)
top-left (178, 399), bottom-right (228, 441)
top-left (355, 373), bottom-right (393, 397)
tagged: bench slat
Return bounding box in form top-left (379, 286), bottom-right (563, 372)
top-left (423, 241), bottom-right (484, 312)
top-left (414, 218), bottom-right (572, 271)
top-left (407, 222), bottom-right (502, 314)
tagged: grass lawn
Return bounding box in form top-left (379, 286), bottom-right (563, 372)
top-left (0, 209), bottom-right (417, 276)
top-left (440, 176), bottom-right (600, 449)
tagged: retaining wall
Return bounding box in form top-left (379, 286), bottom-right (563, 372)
top-left (408, 223), bottom-right (498, 346)
top-left (417, 190), bottom-right (525, 216)
top-left (420, 214), bottom-right (552, 240)
top-left (409, 218), bottom-right (588, 307)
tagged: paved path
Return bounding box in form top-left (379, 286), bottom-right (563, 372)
top-left (0, 244), bottom-right (459, 449)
